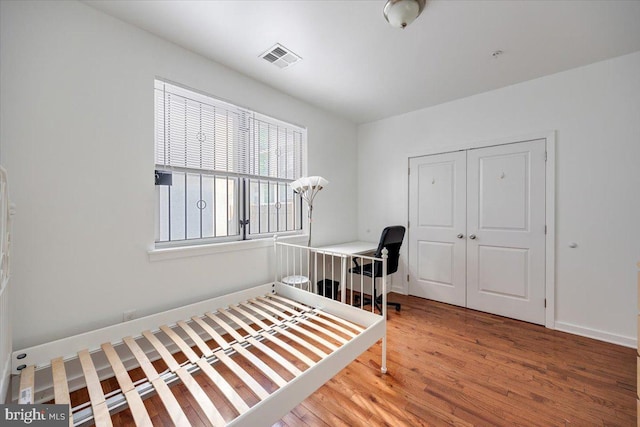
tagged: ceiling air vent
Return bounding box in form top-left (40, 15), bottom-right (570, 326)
top-left (260, 43), bottom-right (301, 69)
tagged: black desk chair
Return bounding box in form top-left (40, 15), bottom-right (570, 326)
top-left (350, 225), bottom-right (405, 313)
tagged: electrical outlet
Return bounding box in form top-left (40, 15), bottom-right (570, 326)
top-left (123, 310), bottom-right (136, 322)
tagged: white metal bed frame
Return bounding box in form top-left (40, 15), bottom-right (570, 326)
top-left (4, 208), bottom-right (388, 426)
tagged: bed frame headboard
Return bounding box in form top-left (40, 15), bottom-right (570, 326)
top-left (0, 166), bottom-right (14, 403)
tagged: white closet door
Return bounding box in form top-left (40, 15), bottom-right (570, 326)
top-left (466, 140), bottom-right (546, 325)
top-left (408, 151), bottom-right (467, 306)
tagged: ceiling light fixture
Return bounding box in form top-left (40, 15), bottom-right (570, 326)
top-left (383, 0), bottom-right (426, 29)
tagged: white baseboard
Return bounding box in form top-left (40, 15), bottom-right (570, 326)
top-left (555, 321), bottom-right (636, 348)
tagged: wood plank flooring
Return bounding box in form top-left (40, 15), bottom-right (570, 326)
top-left (275, 294), bottom-right (636, 426)
top-left (76, 293), bottom-right (635, 426)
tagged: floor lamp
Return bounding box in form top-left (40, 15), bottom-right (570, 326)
top-left (290, 176), bottom-right (328, 247)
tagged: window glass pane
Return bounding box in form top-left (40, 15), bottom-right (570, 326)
top-left (227, 178), bottom-right (238, 236)
top-left (214, 177), bottom-right (228, 237)
top-left (186, 173), bottom-right (201, 239)
top-left (286, 186), bottom-right (294, 231)
top-left (157, 185), bottom-right (169, 242)
top-left (277, 183), bottom-right (286, 232)
top-left (201, 175), bottom-right (215, 238)
top-left (169, 172), bottom-right (186, 241)
top-left (259, 181), bottom-right (269, 233)
top-left (295, 192), bottom-right (302, 230)
top-left (249, 179), bottom-right (259, 235)
top-left (268, 182), bottom-right (276, 232)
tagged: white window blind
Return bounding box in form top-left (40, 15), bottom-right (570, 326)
top-left (154, 80), bottom-right (304, 179)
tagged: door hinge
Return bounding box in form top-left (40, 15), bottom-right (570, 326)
top-left (544, 298), bottom-right (547, 308)
top-left (408, 167), bottom-right (410, 175)
top-left (544, 225), bottom-right (547, 234)
top-left (545, 151), bottom-right (548, 161)
top-left (407, 221), bottom-right (410, 229)
top-left (407, 274), bottom-right (410, 282)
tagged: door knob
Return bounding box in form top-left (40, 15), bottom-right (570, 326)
top-left (469, 234), bottom-right (477, 240)
top-left (457, 233), bottom-right (464, 239)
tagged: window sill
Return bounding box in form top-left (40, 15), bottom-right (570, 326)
top-left (148, 234), bottom-right (308, 262)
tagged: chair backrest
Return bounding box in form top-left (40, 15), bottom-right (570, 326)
top-left (374, 225), bottom-right (406, 276)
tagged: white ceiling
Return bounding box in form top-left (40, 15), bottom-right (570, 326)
top-left (85, 0), bottom-right (640, 124)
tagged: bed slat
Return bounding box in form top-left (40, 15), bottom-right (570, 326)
top-left (297, 317), bottom-right (349, 344)
top-left (242, 301), bottom-right (288, 325)
top-left (246, 337), bottom-right (303, 377)
top-left (51, 358), bottom-right (74, 427)
top-left (122, 337), bottom-right (159, 382)
top-left (231, 343), bottom-right (288, 387)
top-left (259, 296), bottom-right (319, 322)
top-left (235, 304), bottom-right (317, 366)
top-left (123, 336), bottom-right (190, 426)
top-left (268, 294), bottom-right (311, 311)
top-left (191, 315), bottom-right (231, 350)
top-left (246, 298), bottom-right (339, 350)
top-left (214, 349), bottom-right (269, 401)
top-left (196, 358), bottom-right (250, 414)
top-left (51, 358), bottom-right (70, 404)
top-left (150, 378), bottom-right (190, 427)
top-left (282, 322), bottom-right (339, 352)
top-left (232, 304), bottom-right (274, 330)
top-left (221, 309), bottom-right (259, 337)
top-left (141, 334), bottom-right (231, 424)
top-left (265, 331), bottom-right (320, 365)
top-left (92, 402), bottom-right (114, 427)
top-left (228, 305), bottom-right (307, 374)
top-left (141, 330), bottom-right (181, 372)
top-left (205, 312), bottom-right (246, 342)
top-left (258, 296), bottom-right (308, 317)
top-left (101, 343), bottom-right (153, 427)
top-left (307, 309), bottom-right (358, 338)
top-left (18, 364), bottom-right (34, 404)
top-left (123, 389), bottom-right (153, 427)
top-left (78, 349), bottom-right (113, 427)
top-left (175, 366), bottom-right (227, 426)
top-left (178, 320), bottom-right (213, 357)
top-left (249, 300), bottom-right (292, 322)
top-left (270, 325), bottom-right (327, 358)
top-left (101, 343), bottom-right (135, 393)
top-left (159, 325), bottom-right (200, 364)
top-left (311, 307), bottom-right (365, 332)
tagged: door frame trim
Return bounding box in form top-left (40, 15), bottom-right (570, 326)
top-left (406, 131), bottom-right (556, 329)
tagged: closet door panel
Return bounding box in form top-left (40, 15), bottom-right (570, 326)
top-left (466, 140), bottom-right (546, 325)
top-left (409, 152), bottom-right (466, 306)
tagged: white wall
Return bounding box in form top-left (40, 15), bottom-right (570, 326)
top-left (358, 51), bottom-right (640, 346)
top-left (0, 1), bottom-right (358, 349)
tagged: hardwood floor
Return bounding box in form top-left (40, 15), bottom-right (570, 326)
top-left (77, 293), bottom-right (635, 426)
top-left (276, 294), bottom-right (636, 427)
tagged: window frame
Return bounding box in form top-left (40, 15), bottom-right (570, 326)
top-left (153, 79), bottom-right (306, 249)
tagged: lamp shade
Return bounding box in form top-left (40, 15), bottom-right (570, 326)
top-left (383, 0), bottom-right (426, 29)
top-left (290, 176), bottom-right (328, 194)
top-left (290, 176), bottom-right (328, 247)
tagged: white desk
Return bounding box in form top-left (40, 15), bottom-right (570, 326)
top-left (315, 241), bottom-right (378, 256)
top-left (314, 241), bottom-right (378, 302)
